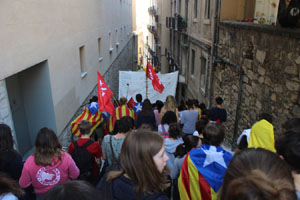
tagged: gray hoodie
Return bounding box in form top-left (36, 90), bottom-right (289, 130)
top-left (164, 137), bottom-right (183, 170)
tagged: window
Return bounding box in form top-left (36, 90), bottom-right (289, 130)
top-left (205, 0), bottom-right (210, 19)
top-left (200, 56), bottom-right (207, 91)
top-left (124, 26), bottom-right (126, 38)
top-left (98, 38), bottom-right (102, 61)
top-left (109, 32), bottom-right (113, 53)
top-left (191, 49), bottom-right (195, 75)
top-left (116, 29), bottom-right (119, 47)
top-left (79, 46), bottom-right (87, 78)
top-left (194, 0), bottom-right (198, 18)
top-left (121, 28), bottom-right (123, 41)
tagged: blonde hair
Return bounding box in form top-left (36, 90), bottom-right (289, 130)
top-left (119, 97), bottom-right (127, 105)
top-left (164, 95), bottom-right (177, 112)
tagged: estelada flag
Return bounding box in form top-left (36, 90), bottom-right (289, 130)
top-left (178, 144), bottom-right (233, 200)
top-left (248, 119), bottom-right (276, 152)
top-left (97, 72), bottom-right (115, 116)
top-left (146, 61), bottom-right (164, 93)
top-left (71, 102), bottom-right (103, 136)
top-left (115, 105), bottom-right (135, 120)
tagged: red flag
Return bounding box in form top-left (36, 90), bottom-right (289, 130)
top-left (146, 61), bottom-right (164, 93)
top-left (97, 72), bottom-right (115, 116)
top-left (127, 97), bottom-right (136, 109)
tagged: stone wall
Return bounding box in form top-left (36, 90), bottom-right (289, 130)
top-left (59, 36), bottom-right (137, 150)
top-left (215, 21), bottom-right (300, 147)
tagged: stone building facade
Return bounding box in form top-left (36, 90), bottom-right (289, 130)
top-left (154, 0), bottom-right (300, 148)
top-left (215, 21), bottom-right (300, 146)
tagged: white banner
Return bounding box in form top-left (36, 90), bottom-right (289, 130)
top-left (119, 71), bottom-right (179, 103)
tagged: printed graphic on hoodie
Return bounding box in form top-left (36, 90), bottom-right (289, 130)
top-left (36, 167), bottom-right (61, 186)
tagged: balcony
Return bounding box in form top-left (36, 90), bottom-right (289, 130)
top-left (147, 25), bottom-right (157, 34)
top-left (148, 6), bottom-right (157, 15)
top-left (148, 46), bottom-right (156, 57)
top-left (177, 14), bottom-right (187, 32)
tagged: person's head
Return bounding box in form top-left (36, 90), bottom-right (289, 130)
top-left (34, 127), bottom-right (62, 166)
top-left (178, 100), bottom-right (187, 111)
top-left (215, 97), bottom-right (223, 105)
top-left (275, 130), bottom-right (300, 172)
top-left (174, 135), bottom-right (200, 158)
top-left (195, 118), bottom-right (209, 135)
top-left (136, 94), bottom-right (143, 103)
top-left (117, 116), bottom-right (135, 133)
top-left (203, 123), bottom-right (225, 146)
top-left (199, 103), bottom-right (207, 111)
top-left (119, 97), bottom-right (127, 105)
top-left (155, 100), bottom-right (164, 112)
top-left (161, 111), bottom-right (177, 125)
top-left (0, 172), bottom-right (24, 197)
top-left (186, 99), bottom-right (194, 109)
top-left (201, 109), bottom-right (211, 120)
top-left (168, 123), bottom-right (183, 139)
top-left (108, 130), bottom-right (169, 194)
top-left (79, 120), bottom-right (91, 136)
top-left (89, 96), bottom-right (98, 104)
top-left (140, 99), bottom-right (154, 116)
top-left (218, 148), bottom-right (297, 200)
top-left (282, 118), bottom-right (300, 131)
top-left (164, 95), bottom-right (177, 111)
top-left (259, 113), bottom-right (273, 124)
top-left (138, 123), bottom-right (154, 131)
top-left (0, 124), bottom-right (14, 151)
top-left (192, 99), bottom-right (199, 108)
top-left (39, 180), bottom-right (101, 200)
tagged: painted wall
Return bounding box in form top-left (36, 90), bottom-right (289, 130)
top-left (0, 0), bottom-right (133, 134)
top-left (221, 0), bottom-right (256, 20)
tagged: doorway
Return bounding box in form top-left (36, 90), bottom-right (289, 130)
top-left (6, 61), bottom-right (57, 156)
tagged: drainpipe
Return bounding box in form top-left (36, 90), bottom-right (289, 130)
top-left (210, 0), bottom-right (244, 150)
top-left (216, 57), bottom-right (244, 151)
top-left (208, 0), bottom-right (221, 108)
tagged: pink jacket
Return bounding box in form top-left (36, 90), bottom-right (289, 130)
top-left (19, 151), bottom-right (79, 194)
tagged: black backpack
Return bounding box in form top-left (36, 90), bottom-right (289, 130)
top-left (71, 140), bottom-right (94, 180)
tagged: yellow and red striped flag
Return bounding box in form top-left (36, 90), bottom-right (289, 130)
top-left (115, 105), bottom-right (135, 120)
top-left (71, 105), bottom-right (103, 136)
top-left (178, 145), bottom-right (233, 200)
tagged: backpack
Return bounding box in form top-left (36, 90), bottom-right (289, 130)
top-left (97, 135), bottom-right (122, 199)
top-left (71, 140), bottom-right (94, 180)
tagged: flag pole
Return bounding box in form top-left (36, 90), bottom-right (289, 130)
top-left (112, 96), bottom-right (120, 107)
top-left (146, 71), bottom-right (148, 99)
top-left (146, 60), bottom-right (148, 99)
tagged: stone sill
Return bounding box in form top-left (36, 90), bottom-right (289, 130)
top-left (220, 21), bottom-right (300, 39)
top-left (81, 72), bottom-right (87, 79)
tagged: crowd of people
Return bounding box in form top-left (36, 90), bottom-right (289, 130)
top-left (0, 94), bottom-right (300, 200)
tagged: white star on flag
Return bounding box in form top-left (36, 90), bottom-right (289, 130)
top-left (202, 146), bottom-right (227, 168)
top-left (135, 104), bottom-right (142, 112)
top-left (90, 102), bottom-right (98, 109)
